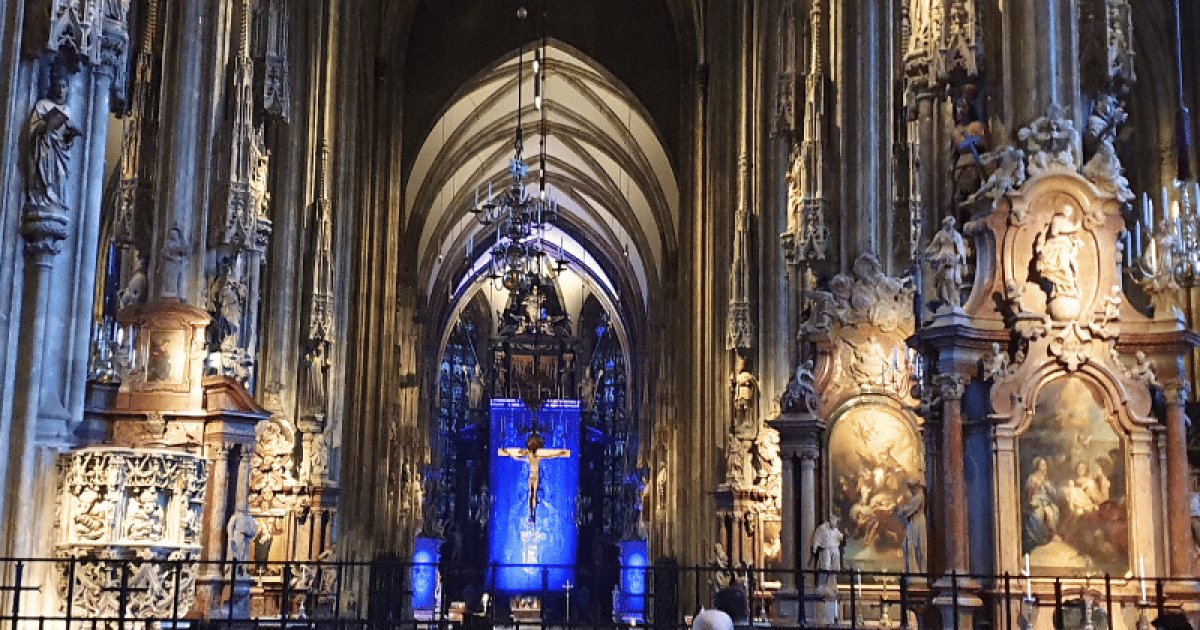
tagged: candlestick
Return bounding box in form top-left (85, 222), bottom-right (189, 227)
top-left (1024, 553), bottom-right (1032, 600)
top-left (1139, 555), bottom-right (1147, 602)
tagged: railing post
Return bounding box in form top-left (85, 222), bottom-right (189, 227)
top-left (282, 560), bottom-right (292, 623)
top-left (171, 558), bottom-right (182, 626)
top-left (118, 560), bottom-right (131, 630)
top-left (11, 560), bottom-right (24, 630)
top-left (951, 569), bottom-right (959, 630)
top-left (901, 572), bottom-right (910, 630)
top-left (849, 569), bottom-right (858, 630)
top-left (64, 557), bottom-right (76, 628)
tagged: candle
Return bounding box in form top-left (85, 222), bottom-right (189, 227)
top-left (1140, 555), bottom-right (1147, 602)
top-left (1135, 220), bottom-right (1142, 256)
top-left (1024, 553), bottom-right (1032, 599)
top-left (1143, 193), bottom-right (1152, 228)
top-left (1162, 186), bottom-right (1171, 225)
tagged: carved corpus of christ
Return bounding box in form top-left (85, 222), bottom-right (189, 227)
top-left (498, 432), bottom-right (570, 523)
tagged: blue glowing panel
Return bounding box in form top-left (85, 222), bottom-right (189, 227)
top-left (488, 399), bottom-right (581, 592)
top-left (616, 539), bottom-right (648, 622)
top-left (412, 536), bottom-right (441, 611)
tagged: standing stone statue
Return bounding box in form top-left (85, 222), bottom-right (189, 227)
top-left (730, 355), bottom-right (759, 436)
top-left (226, 508), bottom-right (259, 569)
top-left (160, 226), bottom-right (190, 299)
top-left (578, 366), bottom-right (600, 412)
top-left (811, 516), bottom-right (844, 584)
top-left (924, 216), bottom-right (968, 312)
top-left (897, 479), bottom-right (927, 573)
top-left (304, 342), bottom-right (331, 413)
top-left (1036, 205), bottom-right (1083, 318)
top-left (467, 364), bottom-right (485, 409)
top-left (26, 75), bottom-right (80, 210)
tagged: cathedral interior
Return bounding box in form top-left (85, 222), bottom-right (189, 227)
top-left (3, 0), bottom-right (1200, 627)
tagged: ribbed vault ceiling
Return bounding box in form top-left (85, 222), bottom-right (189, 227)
top-left (406, 42), bottom-right (679, 316)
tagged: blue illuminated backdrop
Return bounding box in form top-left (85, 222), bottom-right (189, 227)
top-left (488, 399), bottom-right (582, 592)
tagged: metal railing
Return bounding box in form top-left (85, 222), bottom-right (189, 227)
top-left (0, 557), bottom-right (1194, 629)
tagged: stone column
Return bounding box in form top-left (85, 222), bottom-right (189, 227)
top-left (5, 208), bottom-right (70, 557)
top-left (197, 442), bottom-right (232, 615)
top-left (1000, 0), bottom-right (1082, 136)
top-left (68, 57), bottom-right (117, 422)
top-left (1163, 382), bottom-right (1193, 576)
top-left (932, 373), bottom-right (979, 630)
top-left (935, 373), bottom-right (969, 571)
top-left (149, 0), bottom-right (211, 303)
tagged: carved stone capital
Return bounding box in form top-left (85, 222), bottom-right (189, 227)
top-left (934, 373), bottom-right (967, 400)
top-left (21, 205), bottom-right (71, 258)
top-left (1163, 381), bottom-right (1191, 407)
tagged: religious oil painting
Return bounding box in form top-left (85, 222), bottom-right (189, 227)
top-left (1019, 376), bottom-right (1127, 574)
top-left (144, 329), bottom-right (186, 385)
top-left (828, 406), bottom-right (923, 572)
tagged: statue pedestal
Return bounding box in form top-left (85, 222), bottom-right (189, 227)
top-left (197, 572), bottom-right (254, 619)
top-left (931, 575), bottom-right (981, 630)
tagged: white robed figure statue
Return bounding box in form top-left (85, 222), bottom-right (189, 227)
top-left (498, 432), bottom-right (570, 523)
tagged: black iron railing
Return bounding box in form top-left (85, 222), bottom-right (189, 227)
top-left (0, 557), bottom-right (1193, 629)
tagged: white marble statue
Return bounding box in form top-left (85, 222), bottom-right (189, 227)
top-left (981, 342), bottom-right (1012, 381)
top-left (226, 509), bottom-right (259, 567)
top-left (160, 226), bottom-right (190, 299)
top-left (925, 216), bottom-right (968, 311)
top-left (1036, 205), bottom-right (1083, 301)
top-left (124, 488), bottom-right (163, 541)
top-left (811, 516), bottom-right (844, 583)
top-left (467, 364), bottom-right (485, 409)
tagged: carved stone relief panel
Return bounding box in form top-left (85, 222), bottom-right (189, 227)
top-left (54, 447), bottom-right (208, 618)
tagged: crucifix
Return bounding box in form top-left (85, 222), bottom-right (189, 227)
top-left (498, 431), bottom-right (570, 523)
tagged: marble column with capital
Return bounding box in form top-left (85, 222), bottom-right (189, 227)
top-left (1163, 382), bottom-right (1193, 576)
top-left (935, 373), bottom-right (969, 572)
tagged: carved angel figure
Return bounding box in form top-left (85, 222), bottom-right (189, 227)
top-left (1082, 95), bottom-right (1133, 202)
top-left (981, 342), bottom-right (1012, 381)
top-left (26, 76), bottom-right (80, 210)
top-left (965, 146), bottom-right (1026, 205)
top-left (160, 226), bottom-right (190, 299)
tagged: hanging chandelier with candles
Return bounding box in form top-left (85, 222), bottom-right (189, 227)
top-left (471, 4), bottom-right (567, 296)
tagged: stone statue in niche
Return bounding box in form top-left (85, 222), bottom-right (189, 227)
top-left (1035, 205), bottom-right (1084, 320)
top-left (159, 226), bottom-right (190, 299)
top-left (209, 259), bottom-right (246, 346)
top-left (467, 364), bottom-right (485, 409)
top-left (303, 432), bottom-right (330, 482)
top-left (226, 508), bottom-right (259, 570)
top-left (26, 74), bottom-right (80, 210)
top-left (725, 432), bottom-right (752, 488)
top-left (304, 342), bottom-right (331, 413)
top-left (924, 216), bottom-right (968, 312)
top-left (730, 355), bottom-right (759, 436)
top-left (124, 488), bottom-right (163, 540)
top-left (117, 256), bottom-right (147, 311)
top-left (951, 85), bottom-right (989, 206)
top-left (709, 542), bottom-right (733, 590)
top-left (578, 365), bottom-right (600, 412)
top-left (1083, 94), bottom-right (1133, 203)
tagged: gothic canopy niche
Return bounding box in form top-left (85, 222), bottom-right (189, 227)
top-left (407, 41), bottom-right (680, 343)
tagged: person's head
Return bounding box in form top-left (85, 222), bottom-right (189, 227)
top-left (713, 587), bottom-right (748, 623)
top-left (1152, 613), bottom-right (1193, 630)
top-left (1075, 461), bottom-right (1089, 476)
